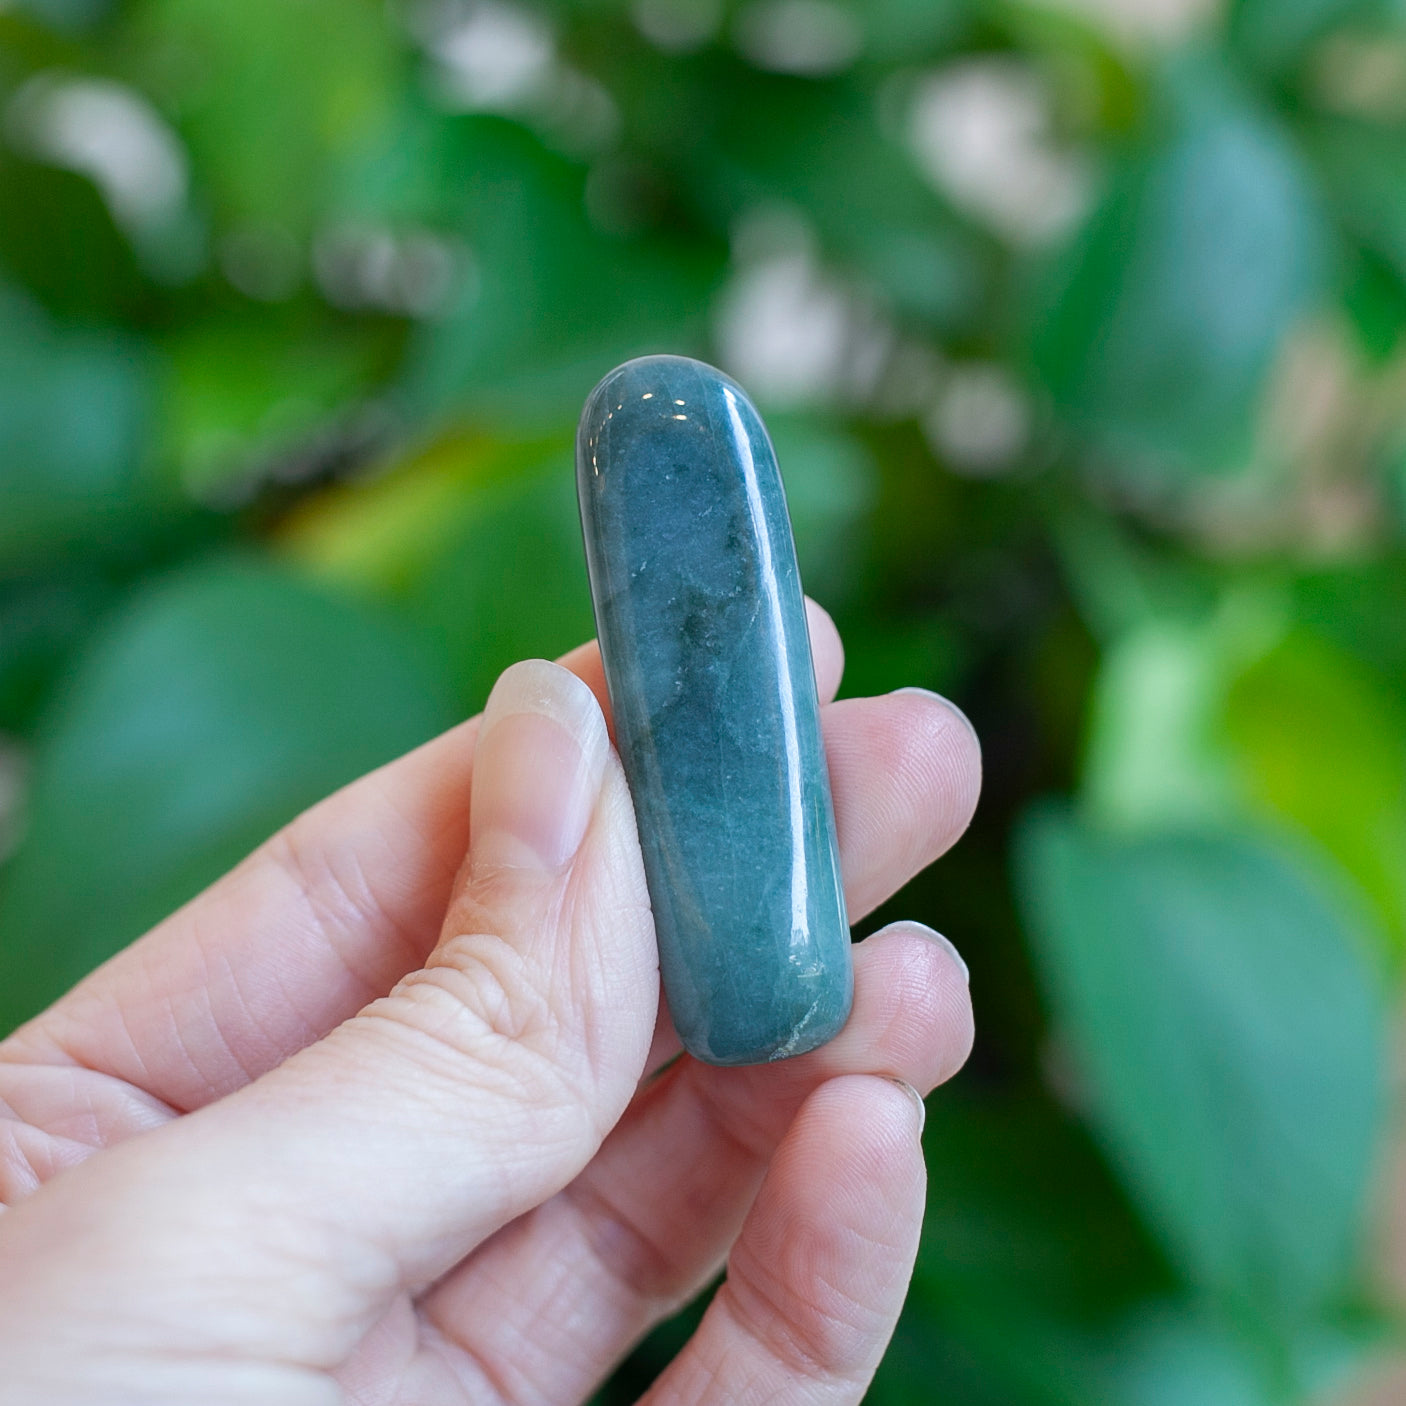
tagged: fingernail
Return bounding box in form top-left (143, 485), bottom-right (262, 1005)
top-left (471, 660), bottom-right (609, 872)
top-left (886, 1077), bottom-right (927, 1136)
top-left (891, 687), bottom-right (980, 750)
top-left (891, 920), bottom-right (969, 985)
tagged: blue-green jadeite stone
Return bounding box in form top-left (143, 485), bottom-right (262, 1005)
top-left (576, 355), bottom-right (852, 1066)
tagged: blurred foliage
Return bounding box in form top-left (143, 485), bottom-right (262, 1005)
top-left (2, 0), bottom-right (1406, 1399)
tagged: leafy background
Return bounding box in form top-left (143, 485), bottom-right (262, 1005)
top-left (1, 0), bottom-right (1405, 1399)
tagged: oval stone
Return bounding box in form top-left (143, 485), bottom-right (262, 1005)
top-left (576, 354), bottom-right (852, 1066)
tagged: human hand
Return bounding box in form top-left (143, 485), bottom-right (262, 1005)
top-left (0, 602), bottom-right (979, 1405)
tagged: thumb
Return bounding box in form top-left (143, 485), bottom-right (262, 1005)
top-left (7, 660), bottom-right (660, 1354)
top-left (244, 658), bottom-right (660, 1273)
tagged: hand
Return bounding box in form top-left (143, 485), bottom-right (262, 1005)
top-left (0, 603), bottom-right (979, 1405)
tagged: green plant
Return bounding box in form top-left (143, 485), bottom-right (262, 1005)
top-left (2, 0), bottom-right (1406, 1398)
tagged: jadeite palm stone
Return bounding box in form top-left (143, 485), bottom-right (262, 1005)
top-left (576, 354), bottom-right (852, 1066)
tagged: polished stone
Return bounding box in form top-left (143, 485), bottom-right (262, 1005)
top-left (576, 355), bottom-right (852, 1066)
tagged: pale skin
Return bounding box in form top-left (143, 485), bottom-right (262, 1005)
top-left (0, 601), bottom-right (980, 1405)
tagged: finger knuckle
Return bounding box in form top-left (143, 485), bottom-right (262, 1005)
top-left (391, 934), bottom-right (563, 1053)
top-left (356, 932), bottom-right (591, 1119)
top-left (862, 936), bottom-right (972, 1089)
top-left (731, 1238), bottom-right (887, 1384)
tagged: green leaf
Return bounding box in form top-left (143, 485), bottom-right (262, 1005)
top-left (1080, 591), bottom-right (1284, 831)
top-left (1343, 247), bottom-right (1406, 363)
top-left (402, 117), bottom-right (724, 428)
top-left (766, 415), bottom-right (875, 603)
top-left (1230, 0), bottom-right (1368, 74)
top-left (121, 0), bottom-right (398, 234)
top-left (1306, 118), bottom-right (1406, 290)
top-left (160, 311), bottom-right (391, 500)
top-left (1016, 809), bottom-right (1387, 1328)
top-left (872, 1306), bottom-right (1106, 1406)
top-left (879, 1093), bottom-right (1168, 1406)
top-left (707, 79), bottom-right (979, 326)
top-left (272, 428), bottom-right (531, 595)
top-left (915, 1093), bottom-right (1168, 1320)
top-left (16, 0), bottom-right (113, 33)
top-left (406, 458), bottom-right (597, 713)
top-left (273, 427), bottom-right (594, 711)
top-left (1106, 1305), bottom-right (1369, 1406)
top-left (1225, 630), bottom-right (1406, 957)
top-left (1105, 1309), bottom-right (1286, 1406)
top-left (0, 287), bottom-right (158, 571)
top-left (0, 151), bottom-right (147, 321)
top-left (1293, 558), bottom-right (1406, 694)
top-left (0, 570), bottom-right (117, 731)
top-left (1082, 620), bottom-right (1240, 830)
top-left (868, 0), bottom-right (970, 59)
top-left (0, 556), bottom-right (455, 1033)
top-left (1032, 56), bottom-right (1325, 476)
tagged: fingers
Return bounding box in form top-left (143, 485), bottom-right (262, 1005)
top-left (642, 1075), bottom-right (926, 1406)
top-left (806, 596), bottom-right (846, 702)
top-left (3, 600), bottom-right (846, 1119)
top-left (0, 661), bottom-right (661, 1367)
top-left (210, 663), bottom-right (656, 1279)
top-left (829, 688), bottom-right (980, 919)
top-left (3, 613), bottom-right (971, 1132)
top-left (421, 920), bottom-right (971, 1404)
